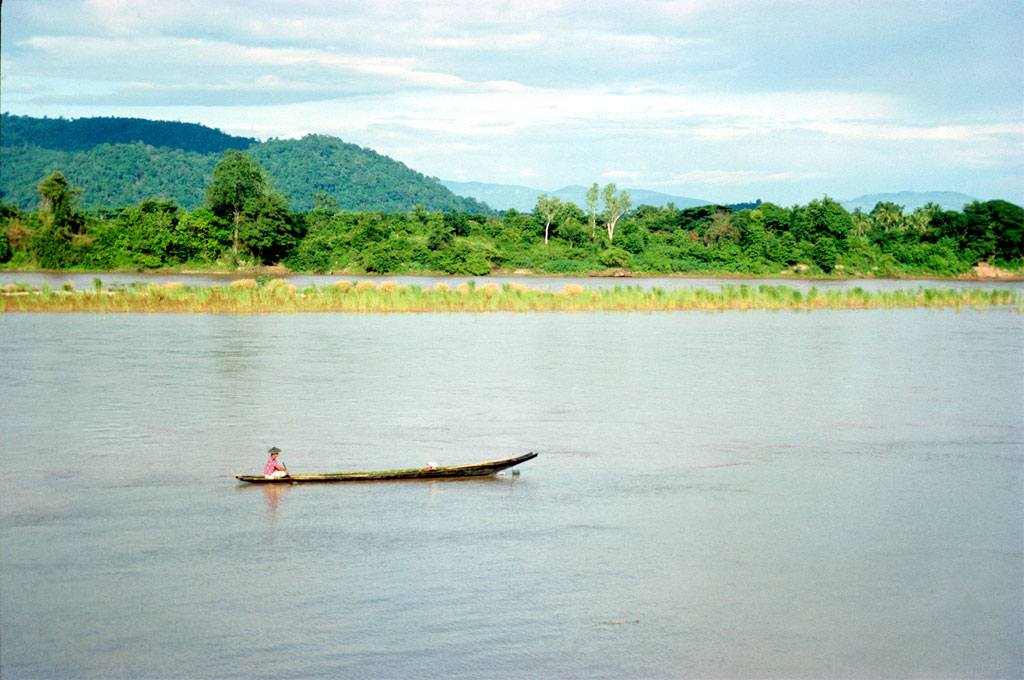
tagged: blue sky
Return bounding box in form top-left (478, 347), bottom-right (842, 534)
top-left (2, 0), bottom-right (1021, 205)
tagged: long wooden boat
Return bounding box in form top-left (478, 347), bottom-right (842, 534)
top-left (235, 452), bottom-right (538, 484)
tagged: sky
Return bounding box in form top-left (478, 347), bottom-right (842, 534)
top-left (1, 0), bottom-right (1022, 205)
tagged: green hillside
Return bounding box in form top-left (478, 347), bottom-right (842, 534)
top-left (251, 135), bottom-right (490, 213)
top-left (0, 114), bottom-right (491, 214)
top-left (0, 143), bottom-right (217, 211)
top-left (0, 113), bottom-right (257, 153)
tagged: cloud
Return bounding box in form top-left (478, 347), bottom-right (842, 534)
top-left (2, 0), bottom-right (1021, 204)
top-left (659, 170), bottom-right (828, 186)
top-left (599, 170), bottom-right (638, 181)
top-left (803, 121), bottom-right (1024, 144)
top-left (19, 35), bottom-right (470, 91)
top-left (417, 31), bottom-right (548, 51)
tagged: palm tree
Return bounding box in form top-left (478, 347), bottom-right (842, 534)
top-left (871, 202), bottom-right (904, 232)
top-left (907, 207), bottom-right (931, 233)
top-left (850, 208), bottom-right (870, 237)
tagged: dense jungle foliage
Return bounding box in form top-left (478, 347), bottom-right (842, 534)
top-left (0, 114), bottom-right (490, 214)
top-left (0, 113), bottom-right (258, 153)
top-left (2, 151), bottom-right (1021, 277)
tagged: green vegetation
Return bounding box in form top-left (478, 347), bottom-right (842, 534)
top-left (0, 112), bottom-right (258, 153)
top-left (1, 115), bottom-right (490, 213)
top-left (1, 114), bottom-right (1021, 279)
top-left (0, 142), bottom-right (219, 212)
top-left (3, 279), bottom-right (1018, 313)
top-left (2, 169), bottom-right (1020, 278)
top-left (250, 135), bottom-right (489, 213)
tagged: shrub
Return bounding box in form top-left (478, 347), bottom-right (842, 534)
top-left (355, 280), bottom-right (377, 291)
top-left (541, 258), bottom-right (589, 273)
top-left (264, 278), bottom-right (293, 296)
top-left (636, 251), bottom-right (672, 274)
top-left (229, 278), bottom-right (259, 290)
top-left (361, 242), bottom-right (401, 273)
top-left (598, 247), bottom-right (631, 268)
top-left (563, 284), bottom-right (585, 297)
top-left (812, 240), bottom-right (838, 273)
top-left (620, 229), bottom-right (647, 254)
top-left (670, 258), bottom-right (708, 273)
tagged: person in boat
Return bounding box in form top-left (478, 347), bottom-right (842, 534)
top-left (264, 447), bottom-right (289, 479)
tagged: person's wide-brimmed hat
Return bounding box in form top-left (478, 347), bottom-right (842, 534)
top-left (268, 446), bottom-right (281, 454)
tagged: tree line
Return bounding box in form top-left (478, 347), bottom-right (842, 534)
top-left (0, 113), bottom-right (259, 154)
top-left (2, 150), bottom-right (1021, 277)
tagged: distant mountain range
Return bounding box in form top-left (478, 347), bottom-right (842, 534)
top-left (839, 191), bottom-right (979, 213)
top-left (442, 180), bottom-right (714, 212)
top-left (443, 180), bottom-right (981, 214)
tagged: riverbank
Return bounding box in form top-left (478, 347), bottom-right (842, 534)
top-left (2, 260), bottom-right (1022, 281)
top-left (2, 280), bottom-right (1020, 313)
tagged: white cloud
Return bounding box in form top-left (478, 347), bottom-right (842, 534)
top-left (21, 35), bottom-right (462, 89)
top-left (803, 121), bottom-right (1024, 144)
top-left (660, 170), bottom-right (828, 186)
top-left (2, 0), bottom-right (1021, 204)
top-left (417, 31), bottom-right (548, 51)
top-left (599, 170), bottom-right (639, 181)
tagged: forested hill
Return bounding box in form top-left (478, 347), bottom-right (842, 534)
top-left (0, 114), bottom-right (491, 214)
top-left (0, 113), bottom-right (258, 153)
top-left (250, 135), bottom-right (490, 213)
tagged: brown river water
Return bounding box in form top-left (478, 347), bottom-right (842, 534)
top-left (1, 310), bottom-right (1021, 678)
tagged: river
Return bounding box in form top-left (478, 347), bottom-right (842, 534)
top-left (1, 310), bottom-right (1021, 678)
top-left (2, 270), bottom-right (1022, 294)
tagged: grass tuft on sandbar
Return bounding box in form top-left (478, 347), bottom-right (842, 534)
top-left (1, 281), bottom-right (1020, 313)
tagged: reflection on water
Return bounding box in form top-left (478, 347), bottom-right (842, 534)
top-left (1, 311), bottom-right (1021, 679)
top-left (261, 484), bottom-right (289, 531)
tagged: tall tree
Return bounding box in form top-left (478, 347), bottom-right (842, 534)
top-left (38, 171), bottom-right (81, 232)
top-left (34, 171), bottom-right (83, 268)
top-left (205, 151), bottom-right (270, 255)
top-left (870, 201), bottom-right (904, 233)
top-left (240, 192), bottom-right (299, 264)
top-left (585, 182), bottom-right (599, 238)
top-left (534, 193), bottom-right (563, 244)
top-left (963, 200), bottom-right (1024, 261)
top-left (602, 183), bottom-right (631, 241)
top-left (850, 208), bottom-right (870, 237)
top-left (795, 197), bottom-right (853, 243)
top-left (906, 207), bottom-right (932, 233)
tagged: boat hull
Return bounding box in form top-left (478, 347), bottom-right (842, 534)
top-left (235, 452), bottom-right (538, 484)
